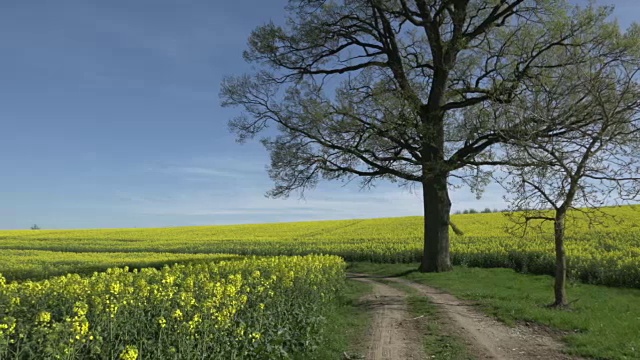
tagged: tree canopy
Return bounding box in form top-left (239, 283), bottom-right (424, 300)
top-left (495, 18), bottom-right (640, 306)
top-left (220, 0), bottom-right (630, 272)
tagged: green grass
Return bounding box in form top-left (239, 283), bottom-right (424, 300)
top-left (381, 281), bottom-right (473, 360)
top-left (350, 263), bottom-right (640, 360)
top-left (302, 279), bottom-right (373, 360)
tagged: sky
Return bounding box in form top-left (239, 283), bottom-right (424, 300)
top-left (0, 0), bottom-right (637, 230)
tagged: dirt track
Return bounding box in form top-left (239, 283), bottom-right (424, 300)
top-left (352, 277), bottom-right (425, 360)
top-left (350, 274), bottom-right (579, 360)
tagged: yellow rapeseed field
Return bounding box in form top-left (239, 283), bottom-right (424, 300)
top-left (1, 206), bottom-right (639, 359)
top-left (0, 205), bottom-right (638, 287)
top-left (0, 255), bottom-right (345, 359)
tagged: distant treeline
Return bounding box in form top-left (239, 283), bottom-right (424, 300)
top-left (454, 208), bottom-right (505, 215)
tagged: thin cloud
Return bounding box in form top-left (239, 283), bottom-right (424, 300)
top-left (162, 166), bottom-right (240, 178)
top-left (131, 188), bottom-right (422, 219)
top-left (127, 161), bottom-right (509, 222)
top-left (147, 156), bottom-right (268, 181)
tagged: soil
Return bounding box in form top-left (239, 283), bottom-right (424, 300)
top-left (351, 276), bottom-right (426, 360)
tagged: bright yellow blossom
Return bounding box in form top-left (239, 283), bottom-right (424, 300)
top-left (119, 345), bottom-right (139, 360)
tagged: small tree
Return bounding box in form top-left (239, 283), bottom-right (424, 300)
top-left (30, 224), bottom-right (40, 230)
top-left (498, 21), bottom-right (640, 307)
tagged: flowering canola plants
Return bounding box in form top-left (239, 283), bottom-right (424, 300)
top-left (0, 250), bottom-right (240, 281)
top-left (1, 205), bottom-right (639, 287)
top-left (0, 255), bottom-right (345, 359)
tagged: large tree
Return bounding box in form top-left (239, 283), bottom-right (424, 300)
top-left (497, 20), bottom-right (640, 306)
top-left (220, 0), bottom-right (613, 272)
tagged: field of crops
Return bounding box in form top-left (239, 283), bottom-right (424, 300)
top-left (1, 205), bottom-right (639, 287)
top-left (0, 255), bottom-right (345, 359)
top-left (1, 206), bottom-right (639, 359)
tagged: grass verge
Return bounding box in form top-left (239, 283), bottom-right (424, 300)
top-left (350, 262), bottom-right (640, 360)
top-left (380, 280), bottom-right (473, 360)
top-left (301, 279), bottom-right (373, 360)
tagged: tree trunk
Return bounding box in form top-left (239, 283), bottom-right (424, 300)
top-left (553, 210), bottom-right (568, 307)
top-left (419, 173), bottom-right (452, 272)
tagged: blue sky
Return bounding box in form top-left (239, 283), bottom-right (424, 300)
top-left (1, 0), bottom-right (637, 229)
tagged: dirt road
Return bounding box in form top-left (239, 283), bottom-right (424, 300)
top-left (350, 274), bottom-right (578, 360)
top-left (353, 277), bottom-right (425, 360)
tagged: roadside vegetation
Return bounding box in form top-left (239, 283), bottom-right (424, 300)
top-left (306, 280), bottom-right (373, 360)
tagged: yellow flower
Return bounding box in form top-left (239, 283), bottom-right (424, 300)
top-left (250, 331), bottom-right (261, 342)
top-left (110, 282), bottom-right (122, 295)
top-left (36, 311), bottom-right (51, 323)
top-left (72, 317), bottom-right (89, 337)
top-left (74, 301), bottom-right (88, 317)
top-left (235, 324), bottom-right (245, 338)
top-left (119, 345), bottom-right (139, 360)
top-left (172, 308), bottom-right (183, 321)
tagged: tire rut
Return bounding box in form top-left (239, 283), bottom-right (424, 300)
top-left (351, 277), bottom-right (426, 360)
